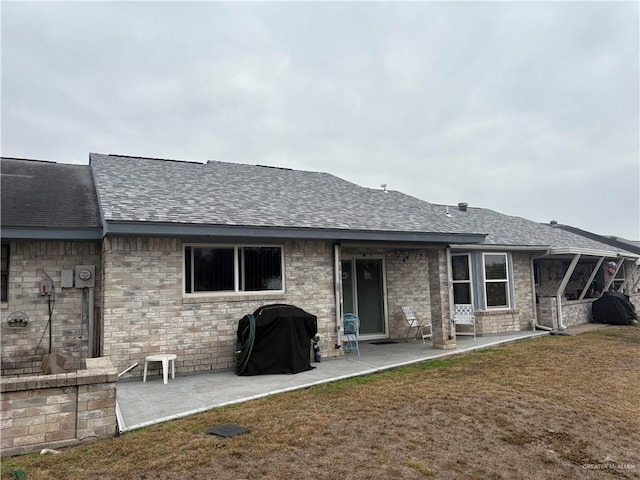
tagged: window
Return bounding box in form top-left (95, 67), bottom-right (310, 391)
top-left (483, 253), bottom-right (509, 308)
top-left (1, 245), bottom-right (8, 302)
top-left (452, 254), bottom-right (472, 304)
top-left (184, 245), bottom-right (283, 294)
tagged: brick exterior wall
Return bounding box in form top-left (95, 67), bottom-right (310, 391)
top-left (101, 237), bottom-right (338, 375)
top-left (0, 357), bottom-right (117, 456)
top-left (428, 249), bottom-right (456, 349)
top-left (1, 241), bottom-right (102, 377)
top-left (385, 250), bottom-right (432, 340)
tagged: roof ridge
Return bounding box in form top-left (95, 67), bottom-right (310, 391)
top-left (1, 157), bottom-right (59, 164)
top-left (92, 153), bottom-right (205, 165)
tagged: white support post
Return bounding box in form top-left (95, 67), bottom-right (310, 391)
top-left (334, 244), bottom-right (342, 348)
top-left (556, 254), bottom-right (580, 330)
top-left (603, 259), bottom-right (624, 292)
top-left (579, 257), bottom-right (604, 300)
top-left (617, 262), bottom-right (637, 293)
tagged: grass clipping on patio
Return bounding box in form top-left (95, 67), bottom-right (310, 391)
top-left (3, 327), bottom-right (639, 480)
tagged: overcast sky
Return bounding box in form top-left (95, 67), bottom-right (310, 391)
top-left (2, 1), bottom-right (639, 240)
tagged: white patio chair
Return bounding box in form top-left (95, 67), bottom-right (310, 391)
top-left (401, 306), bottom-right (432, 344)
top-left (453, 303), bottom-right (476, 340)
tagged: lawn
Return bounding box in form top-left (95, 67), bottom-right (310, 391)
top-left (3, 327), bottom-right (639, 480)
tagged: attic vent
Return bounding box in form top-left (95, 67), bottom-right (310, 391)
top-left (458, 202), bottom-right (468, 212)
top-left (550, 220), bottom-right (558, 227)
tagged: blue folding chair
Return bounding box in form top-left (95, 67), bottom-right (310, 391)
top-left (343, 313), bottom-right (360, 357)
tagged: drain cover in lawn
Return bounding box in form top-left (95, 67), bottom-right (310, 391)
top-left (207, 424), bottom-right (251, 437)
top-left (370, 341), bottom-right (398, 345)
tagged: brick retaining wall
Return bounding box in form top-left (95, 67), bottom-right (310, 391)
top-left (1, 357), bottom-right (117, 456)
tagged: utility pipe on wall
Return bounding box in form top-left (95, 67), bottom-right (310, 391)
top-left (334, 243), bottom-right (342, 349)
top-left (88, 286), bottom-right (95, 358)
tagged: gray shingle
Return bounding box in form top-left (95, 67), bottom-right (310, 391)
top-left (89, 153), bottom-right (634, 255)
top-left (1, 157), bottom-right (102, 230)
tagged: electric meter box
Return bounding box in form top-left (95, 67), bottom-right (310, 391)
top-left (75, 265), bottom-right (96, 288)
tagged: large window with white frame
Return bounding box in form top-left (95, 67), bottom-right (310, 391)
top-left (184, 245), bottom-right (283, 294)
top-left (483, 253), bottom-right (510, 308)
top-left (452, 254), bottom-right (473, 305)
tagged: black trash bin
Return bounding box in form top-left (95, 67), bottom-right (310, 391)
top-left (236, 304), bottom-right (318, 376)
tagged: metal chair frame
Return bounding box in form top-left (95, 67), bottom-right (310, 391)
top-left (453, 303), bottom-right (476, 340)
top-left (343, 313), bottom-right (360, 356)
top-left (401, 306), bottom-right (432, 344)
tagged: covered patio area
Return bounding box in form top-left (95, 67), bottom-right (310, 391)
top-left (116, 330), bottom-right (548, 432)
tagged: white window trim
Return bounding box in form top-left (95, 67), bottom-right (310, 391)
top-left (183, 243), bottom-right (285, 297)
top-left (452, 253), bottom-right (474, 307)
top-left (482, 252), bottom-right (511, 309)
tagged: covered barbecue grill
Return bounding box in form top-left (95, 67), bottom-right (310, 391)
top-left (591, 291), bottom-right (638, 325)
top-left (236, 304), bottom-right (318, 376)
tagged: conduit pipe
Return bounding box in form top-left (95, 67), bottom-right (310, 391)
top-left (334, 243), bottom-right (342, 349)
top-left (88, 287), bottom-right (95, 357)
top-left (556, 254), bottom-right (581, 330)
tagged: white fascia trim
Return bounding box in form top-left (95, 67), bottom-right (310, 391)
top-left (548, 247), bottom-right (639, 260)
top-left (449, 244), bottom-right (549, 252)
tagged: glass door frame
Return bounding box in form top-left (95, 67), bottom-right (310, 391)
top-left (341, 255), bottom-right (390, 341)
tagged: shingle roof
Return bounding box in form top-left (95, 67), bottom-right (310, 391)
top-left (89, 153), bottom-right (483, 235)
top-left (443, 206), bottom-right (635, 254)
top-left (89, 153), bottom-right (635, 256)
top-left (1, 158), bottom-right (102, 231)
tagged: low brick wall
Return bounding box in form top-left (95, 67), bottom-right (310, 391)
top-left (475, 309), bottom-right (525, 335)
top-left (1, 357), bottom-right (117, 456)
top-left (562, 299), bottom-right (594, 327)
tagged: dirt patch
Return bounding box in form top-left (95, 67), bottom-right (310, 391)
top-left (3, 326), bottom-right (639, 480)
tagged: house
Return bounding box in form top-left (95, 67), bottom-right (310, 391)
top-left (1, 158), bottom-right (103, 375)
top-left (2, 154), bottom-right (639, 379)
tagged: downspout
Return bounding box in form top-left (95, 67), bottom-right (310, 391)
top-left (556, 254), bottom-right (581, 330)
top-left (531, 253), bottom-right (552, 331)
top-left (445, 247), bottom-right (455, 340)
top-left (334, 243), bottom-right (342, 349)
top-left (88, 286), bottom-right (95, 358)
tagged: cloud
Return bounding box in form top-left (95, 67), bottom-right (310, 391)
top-left (2, 1), bottom-right (638, 239)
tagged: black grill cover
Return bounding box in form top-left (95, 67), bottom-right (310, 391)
top-left (237, 304), bottom-right (318, 376)
top-left (591, 292), bottom-right (638, 325)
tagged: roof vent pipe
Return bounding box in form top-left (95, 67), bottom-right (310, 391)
top-left (550, 220), bottom-right (558, 227)
top-left (458, 202), bottom-right (468, 212)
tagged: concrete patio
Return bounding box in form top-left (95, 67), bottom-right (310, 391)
top-left (116, 330), bottom-right (551, 432)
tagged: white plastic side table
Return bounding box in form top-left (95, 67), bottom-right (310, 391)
top-left (143, 354), bottom-right (177, 384)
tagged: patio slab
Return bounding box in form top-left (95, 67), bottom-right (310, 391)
top-left (116, 330), bottom-right (548, 432)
